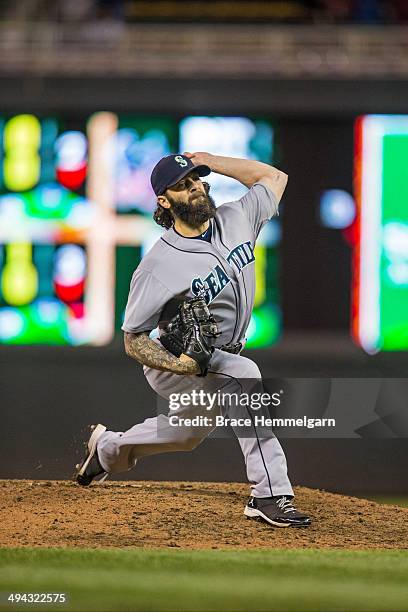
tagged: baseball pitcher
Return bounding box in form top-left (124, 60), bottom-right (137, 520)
top-left (75, 153), bottom-right (311, 528)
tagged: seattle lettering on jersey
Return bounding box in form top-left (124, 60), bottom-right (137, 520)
top-left (191, 264), bottom-right (230, 303)
top-left (191, 241), bottom-right (255, 304)
top-left (226, 241), bottom-right (255, 273)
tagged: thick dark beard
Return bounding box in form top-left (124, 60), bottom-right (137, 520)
top-left (169, 193), bottom-right (217, 229)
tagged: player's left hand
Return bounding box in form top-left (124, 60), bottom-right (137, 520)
top-left (160, 296), bottom-right (220, 377)
top-left (183, 151), bottom-right (214, 169)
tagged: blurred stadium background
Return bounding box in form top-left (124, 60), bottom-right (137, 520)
top-left (1, 0), bottom-right (407, 496)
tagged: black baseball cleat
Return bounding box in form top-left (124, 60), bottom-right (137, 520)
top-left (75, 424), bottom-right (108, 486)
top-left (244, 495), bottom-right (311, 528)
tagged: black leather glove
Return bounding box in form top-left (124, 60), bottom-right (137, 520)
top-left (160, 296), bottom-right (220, 376)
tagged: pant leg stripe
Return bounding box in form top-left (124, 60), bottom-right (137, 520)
top-left (207, 370), bottom-right (274, 497)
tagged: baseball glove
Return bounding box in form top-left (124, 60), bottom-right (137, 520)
top-left (159, 296), bottom-right (220, 376)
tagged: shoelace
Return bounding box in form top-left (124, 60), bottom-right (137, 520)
top-left (276, 496), bottom-right (296, 513)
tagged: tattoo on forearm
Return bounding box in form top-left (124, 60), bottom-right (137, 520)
top-left (124, 332), bottom-right (200, 375)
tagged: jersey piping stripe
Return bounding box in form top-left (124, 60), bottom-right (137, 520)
top-left (213, 216), bottom-right (229, 252)
top-left (213, 216), bottom-right (250, 344)
top-left (207, 370), bottom-right (274, 498)
top-left (160, 237), bottom-right (239, 345)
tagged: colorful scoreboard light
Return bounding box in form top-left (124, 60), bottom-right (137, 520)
top-left (353, 115), bottom-right (408, 352)
top-left (0, 112), bottom-right (154, 346)
top-left (0, 115), bottom-right (91, 345)
top-left (0, 113), bottom-right (279, 348)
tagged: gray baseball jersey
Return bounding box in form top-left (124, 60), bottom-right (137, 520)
top-left (121, 182), bottom-right (279, 347)
top-left (97, 181), bottom-right (293, 498)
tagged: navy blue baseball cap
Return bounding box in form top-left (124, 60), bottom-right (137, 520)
top-left (150, 154), bottom-right (211, 196)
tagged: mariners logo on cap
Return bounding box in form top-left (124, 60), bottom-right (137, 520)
top-left (174, 155), bottom-right (188, 168)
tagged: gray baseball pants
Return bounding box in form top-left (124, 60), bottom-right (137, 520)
top-left (97, 349), bottom-right (293, 498)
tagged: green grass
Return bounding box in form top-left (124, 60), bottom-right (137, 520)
top-left (1, 548), bottom-right (408, 611)
top-left (364, 496), bottom-right (408, 508)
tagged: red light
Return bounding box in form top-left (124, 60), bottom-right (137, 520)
top-left (56, 162), bottom-right (87, 190)
top-left (68, 302), bottom-right (85, 319)
top-left (54, 279), bottom-right (85, 302)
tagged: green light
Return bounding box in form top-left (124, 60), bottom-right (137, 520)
top-left (0, 301), bottom-right (70, 345)
top-left (380, 133), bottom-right (408, 350)
top-left (24, 184), bottom-right (76, 219)
top-left (245, 304), bottom-right (281, 348)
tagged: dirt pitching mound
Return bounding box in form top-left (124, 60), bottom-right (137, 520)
top-left (1, 480), bottom-right (407, 549)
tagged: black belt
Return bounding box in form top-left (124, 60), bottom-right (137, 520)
top-left (219, 342), bottom-right (243, 355)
